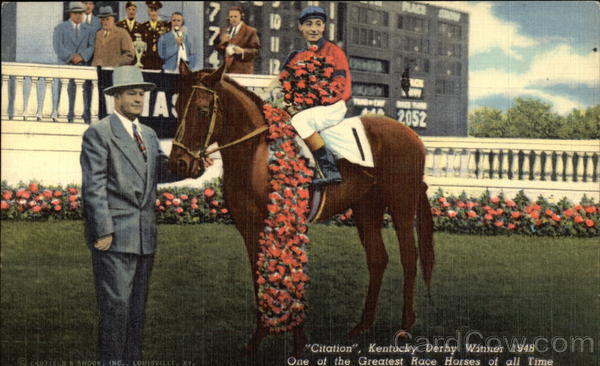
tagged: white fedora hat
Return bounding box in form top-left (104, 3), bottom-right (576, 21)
top-left (103, 66), bottom-right (156, 96)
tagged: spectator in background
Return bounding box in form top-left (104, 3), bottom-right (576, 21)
top-left (91, 6), bottom-right (134, 67)
top-left (140, 1), bottom-right (168, 70)
top-left (215, 6), bottom-right (260, 74)
top-left (82, 1), bottom-right (101, 32)
top-left (52, 1), bottom-right (95, 122)
top-left (158, 12), bottom-right (196, 72)
top-left (116, 1), bottom-right (143, 41)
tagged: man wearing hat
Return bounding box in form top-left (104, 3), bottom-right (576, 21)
top-left (158, 12), bottom-right (197, 72)
top-left (280, 6), bottom-right (352, 186)
top-left (117, 2), bottom-right (144, 41)
top-left (215, 6), bottom-right (260, 74)
top-left (81, 66), bottom-right (179, 364)
top-left (140, 1), bottom-right (169, 70)
top-left (82, 1), bottom-right (101, 32)
top-left (52, 1), bottom-right (96, 122)
top-left (91, 6), bottom-right (135, 67)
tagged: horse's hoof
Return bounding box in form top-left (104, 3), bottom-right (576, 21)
top-left (393, 329), bottom-right (413, 341)
top-left (348, 325), bottom-right (367, 338)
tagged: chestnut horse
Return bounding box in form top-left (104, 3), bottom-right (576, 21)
top-left (168, 63), bottom-right (434, 356)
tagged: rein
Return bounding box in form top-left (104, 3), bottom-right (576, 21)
top-left (172, 84), bottom-right (268, 159)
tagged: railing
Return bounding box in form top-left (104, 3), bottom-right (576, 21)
top-left (422, 137), bottom-right (599, 200)
top-left (2, 62), bottom-right (599, 201)
top-left (1, 62), bottom-right (275, 124)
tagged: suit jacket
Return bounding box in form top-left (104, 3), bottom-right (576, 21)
top-left (83, 14), bottom-right (101, 32)
top-left (157, 30), bottom-right (197, 72)
top-left (81, 114), bottom-right (177, 255)
top-left (215, 22), bottom-right (260, 74)
top-left (91, 27), bottom-right (135, 67)
top-left (140, 20), bottom-right (169, 70)
top-left (52, 21), bottom-right (95, 65)
top-left (116, 19), bottom-right (144, 41)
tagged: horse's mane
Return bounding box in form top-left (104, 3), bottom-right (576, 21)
top-left (197, 68), bottom-right (265, 115)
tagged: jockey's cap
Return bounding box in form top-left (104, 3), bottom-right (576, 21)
top-left (298, 6), bottom-right (327, 24)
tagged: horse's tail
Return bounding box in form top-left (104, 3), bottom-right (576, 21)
top-left (416, 181), bottom-right (434, 294)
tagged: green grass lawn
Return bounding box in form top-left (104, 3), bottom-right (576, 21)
top-left (1, 221), bottom-right (599, 366)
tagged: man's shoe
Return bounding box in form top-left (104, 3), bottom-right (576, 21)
top-left (312, 146), bottom-right (342, 186)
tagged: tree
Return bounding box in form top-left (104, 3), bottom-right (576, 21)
top-left (468, 107), bottom-right (508, 137)
top-left (558, 105), bottom-right (600, 139)
top-left (505, 97), bottom-right (564, 138)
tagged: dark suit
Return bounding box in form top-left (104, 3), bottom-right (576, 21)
top-left (81, 114), bottom-right (177, 363)
top-left (140, 20), bottom-right (169, 70)
top-left (116, 19), bottom-right (144, 41)
top-left (215, 22), bottom-right (260, 74)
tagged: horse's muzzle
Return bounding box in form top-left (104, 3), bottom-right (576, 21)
top-left (168, 145), bottom-right (205, 179)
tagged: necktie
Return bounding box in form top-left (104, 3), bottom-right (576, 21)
top-left (230, 25), bottom-right (237, 38)
top-left (103, 30), bottom-right (108, 38)
top-left (75, 24), bottom-right (79, 39)
top-left (132, 123), bottom-right (147, 162)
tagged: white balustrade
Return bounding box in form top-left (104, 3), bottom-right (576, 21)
top-left (1, 75), bottom-right (9, 118)
top-left (25, 76), bottom-right (39, 120)
top-left (42, 78), bottom-right (53, 119)
top-left (73, 78), bottom-right (85, 123)
top-left (532, 151), bottom-right (542, 181)
top-left (13, 76), bottom-right (25, 120)
top-left (58, 78), bottom-right (70, 121)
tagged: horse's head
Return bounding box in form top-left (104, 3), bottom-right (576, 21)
top-left (168, 62), bottom-right (226, 179)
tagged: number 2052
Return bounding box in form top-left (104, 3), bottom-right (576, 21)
top-left (397, 109), bottom-right (427, 128)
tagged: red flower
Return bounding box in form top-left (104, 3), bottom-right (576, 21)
top-left (456, 201), bottom-right (465, 208)
top-left (69, 202), bottom-right (79, 210)
top-left (511, 211), bottom-right (522, 219)
top-left (323, 67), bottom-right (333, 77)
top-left (176, 207), bottom-right (183, 214)
top-left (29, 183), bottom-right (39, 193)
top-left (466, 201), bottom-right (476, 209)
top-left (204, 187), bottom-right (215, 198)
top-left (54, 205), bottom-right (62, 211)
top-left (574, 215), bottom-right (584, 224)
top-left (505, 199), bottom-right (516, 207)
top-left (442, 202), bottom-right (450, 208)
top-left (53, 190), bottom-right (62, 198)
top-left (585, 219), bottom-right (595, 227)
top-left (490, 196), bottom-right (500, 204)
top-left (584, 206), bottom-right (597, 214)
top-left (282, 81), bottom-right (292, 91)
top-left (1, 201), bottom-right (9, 210)
top-left (297, 80), bottom-right (306, 89)
top-left (165, 200), bottom-right (172, 207)
top-left (551, 214), bottom-right (561, 222)
top-left (3, 191), bottom-right (13, 200)
top-left (563, 208), bottom-right (575, 217)
top-left (447, 210), bottom-right (457, 218)
top-left (163, 192), bottom-right (174, 200)
top-left (545, 209), bottom-right (554, 216)
top-left (467, 210), bottom-right (477, 218)
top-left (220, 208), bottom-right (228, 214)
top-left (155, 199), bottom-right (161, 207)
top-left (191, 203), bottom-right (198, 210)
top-left (32, 205), bottom-right (41, 213)
top-left (530, 211), bottom-right (540, 219)
top-left (209, 208), bottom-right (217, 215)
top-left (42, 190), bottom-right (53, 200)
top-left (484, 214), bottom-right (493, 221)
top-left (508, 223), bottom-right (516, 230)
top-left (68, 195), bottom-right (78, 202)
top-left (438, 197), bottom-right (447, 203)
top-left (496, 208), bottom-right (504, 215)
top-left (431, 208), bottom-right (441, 216)
top-left (17, 189), bottom-right (31, 199)
top-left (495, 221), bottom-right (504, 227)
top-left (180, 194), bottom-right (188, 201)
top-left (173, 198), bottom-right (181, 207)
top-left (210, 200), bottom-right (220, 207)
top-left (67, 187), bottom-right (78, 195)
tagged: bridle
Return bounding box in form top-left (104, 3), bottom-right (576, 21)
top-left (172, 83), bottom-right (268, 163)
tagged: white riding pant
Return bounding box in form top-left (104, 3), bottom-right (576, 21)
top-left (291, 100), bottom-right (347, 139)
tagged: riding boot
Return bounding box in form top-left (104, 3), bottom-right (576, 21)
top-left (302, 132), bottom-right (342, 186)
top-left (312, 146), bottom-right (343, 186)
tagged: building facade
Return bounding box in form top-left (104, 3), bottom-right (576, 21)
top-left (203, 1), bottom-right (469, 136)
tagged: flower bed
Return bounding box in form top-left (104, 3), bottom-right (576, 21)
top-left (2, 181), bottom-right (598, 237)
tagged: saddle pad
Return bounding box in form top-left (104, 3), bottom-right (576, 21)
top-left (295, 116), bottom-right (375, 168)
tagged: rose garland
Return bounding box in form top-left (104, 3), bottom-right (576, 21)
top-left (257, 104), bottom-right (314, 332)
top-left (257, 46), bottom-right (345, 331)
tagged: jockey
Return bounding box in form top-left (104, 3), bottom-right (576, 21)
top-left (281, 6), bottom-right (352, 186)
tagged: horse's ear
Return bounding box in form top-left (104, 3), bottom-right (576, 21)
top-left (203, 62), bottom-right (227, 87)
top-left (179, 60), bottom-right (192, 76)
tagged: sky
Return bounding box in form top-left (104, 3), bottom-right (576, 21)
top-left (423, 1), bottom-right (599, 115)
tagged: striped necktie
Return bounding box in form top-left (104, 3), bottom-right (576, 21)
top-left (132, 123), bottom-right (147, 162)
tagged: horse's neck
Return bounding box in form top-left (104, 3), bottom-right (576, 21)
top-left (218, 83), bottom-right (266, 173)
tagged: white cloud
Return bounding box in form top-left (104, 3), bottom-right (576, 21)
top-left (469, 45), bottom-right (598, 115)
top-left (525, 44), bottom-right (600, 87)
top-left (420, 1), bottom-right (537, 59)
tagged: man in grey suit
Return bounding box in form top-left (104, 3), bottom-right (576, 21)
top-left (80, 66), bottom-right (197, 364)
top-left (52, 1), bottom-right (96, 122)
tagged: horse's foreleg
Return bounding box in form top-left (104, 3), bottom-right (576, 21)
top-left (388, 200), bottom-right (418, 336)
top-left (348, 190), bottom-right (388, 337)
